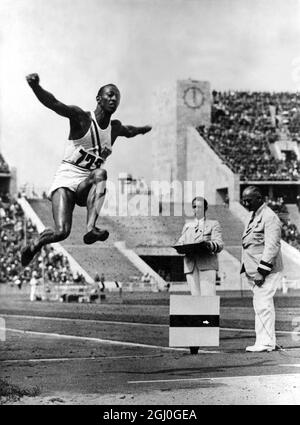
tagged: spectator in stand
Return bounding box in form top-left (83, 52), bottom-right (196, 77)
top-left (141, 272), bottom-right (150, 283)
top-left (73, 271), bottom-right (84, 283)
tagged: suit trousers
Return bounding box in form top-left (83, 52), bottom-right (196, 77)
top-left (247, 272), bottom-right (282, 348)
top-left (186, 268), bottom-right (216, 296)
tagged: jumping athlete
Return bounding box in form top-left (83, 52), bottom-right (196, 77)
top-left (21, 73), bottom-right (151, 266)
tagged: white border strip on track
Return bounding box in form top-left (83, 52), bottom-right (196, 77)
top-left (128, 372), bottom-right (300, 385)
top-left (222, 327), bottom-right (300, 335)
top-left (4, 327), bottom-right (220, 354)
top-left (280, 364), bottom-right (300, 367)
top-left (0, 354), bottom-right (162, 363)
top-left (0, 314), bottom-right (165, 328)
top-left (2, 314), bottom-right (300, 335)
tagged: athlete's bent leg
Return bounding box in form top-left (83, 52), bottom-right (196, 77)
top-left (21, 188), bottom-right (75, 266)
top-left (75, 168), bottom-right (109, 244)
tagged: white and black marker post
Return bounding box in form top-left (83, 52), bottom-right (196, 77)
top-left (169, 295), bottom-right (220, 347)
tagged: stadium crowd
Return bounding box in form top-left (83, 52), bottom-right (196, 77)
top-left (281, 219), bottom-right (300, 249)
top-left (0, 194), bottom-right (78, 289)
top-left (197, 90), bottom-right (300, 181)
top-left (265, 196), bottom-right (288, 215)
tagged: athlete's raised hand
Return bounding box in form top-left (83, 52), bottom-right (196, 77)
top-left (26, 73), bottom-right (40, 87)
top-left (142, 125), bottom-right (152, 134)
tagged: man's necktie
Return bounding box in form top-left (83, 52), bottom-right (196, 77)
top-left (194, 221), bottom-right (204, 241)
top-left (245, 211), bottom-right (255, 233)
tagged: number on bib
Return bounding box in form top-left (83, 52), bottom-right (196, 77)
top-left (73, 148), bottom-right (103, 170)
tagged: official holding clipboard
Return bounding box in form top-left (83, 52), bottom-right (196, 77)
top-left (174, 196), bottom-right (224, 296)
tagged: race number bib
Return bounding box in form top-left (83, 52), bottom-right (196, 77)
top-left (69, 147), bottom-right (103, 170)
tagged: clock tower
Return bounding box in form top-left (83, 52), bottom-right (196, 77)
top-left (152, 79), bottom-right (211, 187)
top-left (183, 86), bottom-right (205, 109)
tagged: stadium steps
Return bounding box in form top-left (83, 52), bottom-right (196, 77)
top-left (62, 246), bottom-right (141, 282)
top-left (286, 204), bottom-right (300, 231)
top-left (103, 205), bottom-right (243, 260)
top-left (101, 215), bottom-right (185, 248)
top-left (28, 199), bottom-right (243, 276)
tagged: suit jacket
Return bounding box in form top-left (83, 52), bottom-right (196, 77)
top-left (241, 203), bottom-right (283, 279)
top-left (177, 218), bottom-right (224, 274)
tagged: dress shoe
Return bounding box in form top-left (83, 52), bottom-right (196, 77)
top-left (245, 345), bottom-right (275, 352)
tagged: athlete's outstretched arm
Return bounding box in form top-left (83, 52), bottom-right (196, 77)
top-left (114, 121), bottom-right (152, 138)
top-left (26, 73), bottom-right (82, 118)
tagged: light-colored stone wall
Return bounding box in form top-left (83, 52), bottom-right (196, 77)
top-left (176, 80), bottom-right (211, 183)
top-left (186, 127), bottom-right (239, 204)
top-left (10, 167), bottom-right (17, 196)
top-left (152, 84), bottom-right (177, 182)
top-left (152, 80), bottom-right (211, 185)
top-left (274, 140), bottom-right (300, 160)
top-left (151, 80), bottom-right (241, 204)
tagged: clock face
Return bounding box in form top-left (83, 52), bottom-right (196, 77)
top-left (183, 87), bottom-right (204, 109)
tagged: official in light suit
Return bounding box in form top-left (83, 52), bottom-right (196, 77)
top-left (177, 197), bottom-right (224, 296)
top-left (241, 186), bottom-right (283, 352)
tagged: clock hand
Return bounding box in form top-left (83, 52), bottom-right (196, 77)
top-left (193, 88), bottom-right (196, 104)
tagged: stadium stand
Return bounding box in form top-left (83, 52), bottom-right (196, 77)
top-left (2, 193), bottom-right (298, 290)
top-left (27, 198), bottom-right (244, 281)
top-left (197, 91), bottom-right (300, 181)
top-left (264, 196), bottom-right (300, 250)
top-left (0, 194), bottom-right (76, 287)
top-left (104, 215), bottom-right (185, 248)
top-left (285, 203), bottom-right (300, 231)
top-left (193, 89), bottom-right (300, 257)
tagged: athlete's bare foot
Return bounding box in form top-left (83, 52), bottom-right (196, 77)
top-left (83, 227), bottom-right (109, 244)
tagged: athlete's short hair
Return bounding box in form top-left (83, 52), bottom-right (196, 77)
top-left (97, 84), bottom-right (120, 97)
top-left (192, 196), bottom-right (208, 211)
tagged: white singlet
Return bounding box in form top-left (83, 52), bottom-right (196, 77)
top-left (48, 112), bottom-right (112, 198)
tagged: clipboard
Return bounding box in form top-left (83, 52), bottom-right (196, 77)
top-left (172, 241), bottom-right (209, 255)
